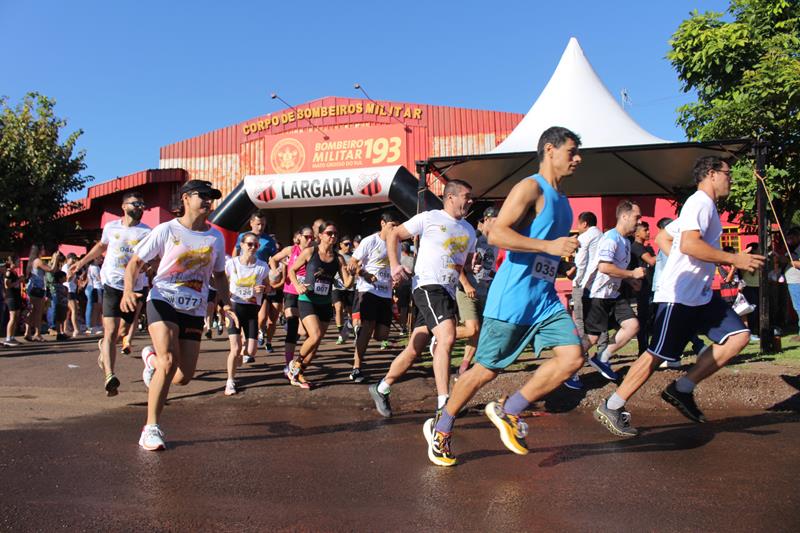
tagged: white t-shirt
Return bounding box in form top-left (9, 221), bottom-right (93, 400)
top-left (87, 264), bottom-right (103, 290)
top-left (225, 256), bottom-right (269, 306)
top-left (100, 219), bottom-right (151, 291)
top-left (404, 209), bottom-right (476, 298)
top-left (134, 219), bottom-right (227, 317)
top-left (352, 233), bottom-right (397, 299)
top-left (573, 225), bottom-right (603, 288)
top-left (654, 190), bottom-right (722, 306)
top-left (589, 229), bottom-right (631, 299)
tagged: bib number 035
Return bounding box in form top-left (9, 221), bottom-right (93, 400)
top-left (532, 256), bottom-right (558, 283)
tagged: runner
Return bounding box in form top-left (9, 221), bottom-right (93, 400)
top-left (347, 212), bottom-right (400, 382)
top-left (394, 242), bottom-right (415, 335)
top-left (3, 256), bottom-right (22, 347)
top-left (122, 179), bottom-right (235, 451)
top-left (629, 221), bottom-right (656, 355)
top-left (594, 156), bottom-right (765, 437)
top-left (455, 206), bottom-right (499, 378)
top-left (580, 201), bottom-right (646, 382)
top-left (269, 226), bottom-right (315, 378)
top-left (62, 253), bottom-right (81, 338)
top-left (287, 220), bottom-right (353, 389)
top-left (24, 245), bottom-right (53, 342)
top-left (424, 126), bottom-right (583, 466)
top-left (224, 232), bottom-right (269, 395)
top-left (70, 191), bottom-right (151, 396)
top-left (233, 213), bottom-right (279, 353)
top-left (333, 235), bottom-right (355, 345)
top-left (368, 179), bottom-right (476, 418)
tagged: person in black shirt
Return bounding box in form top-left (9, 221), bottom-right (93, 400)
top-left (629, 221), bottom-right (656, 355)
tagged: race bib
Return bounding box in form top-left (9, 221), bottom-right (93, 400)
top-left (438, 270), bottom-right (457, 287)
top-left (171, 287), bottom-right (202, 311)
top-left (375, 282), bottom-right (389, 293)
top-left (314, 280), bottom-right (331, 296)
top-left (532, 256), bottom-right (558, 283)
top-left (236, 286), bottom-right (254, 299)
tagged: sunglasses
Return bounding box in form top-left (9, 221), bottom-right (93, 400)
top-left (323, 231), bottom-right (338, 237)
top-left (126, 201), bottom-right (146, 208)
top-left (190, 191), bottom-right (216, 201)
top-left (341, 241), bottom-right (352, 246)
top-left (243, 242), bottom-right (258, 248)
top-left (301, 234), bottom-right (313, 239)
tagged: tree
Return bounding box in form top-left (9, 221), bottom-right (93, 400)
top-left (0, 92), bottom-right (88, 250)
top-left (667, 0), bottom-right (800, 226)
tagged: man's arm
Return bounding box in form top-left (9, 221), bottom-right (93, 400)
top-left (681, 230), bottom-right (765, 271)
top-left (459, 253), bottom-right (476, 298)
top-left (120, 255), bottom-right (145, 313)
top-left (389, 225), bottom-right (414, 284)
top-left (654, 228), bottom-right (673, 257)
top-left (71, 241), bottom-right (108, 274)
top-left (639, 250), bottom-right (657, 267)
top-left (487, 179), bottom-right (578, 256)
top-left (597, 262), bottom-right (645, 279)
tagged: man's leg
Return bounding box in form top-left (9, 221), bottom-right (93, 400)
top-left (353, 320), bottom-right (375, 369)
top-left (430, 319), bottom-right (456, 403)
top-left (100, 316), bottom-right (122, 395)
top-left (145, 320), bottom-right (181, 426)
top-left (381, 326), bottom-right (429, 386)
top-left (684, 331), bottom-right (750, 385)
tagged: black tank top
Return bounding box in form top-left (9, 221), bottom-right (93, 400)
top-left (302, 246), bottom-right (339, 302)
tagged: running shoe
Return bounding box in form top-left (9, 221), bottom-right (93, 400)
top-left (288, 361), bottom-right (311, 389)
top-left (349, 367), bottom-right (365, 383)
top-left (283, 365), bottom-right (291, 380)
top-left (484, 401), bottom-right (529, 455)
top-left (2, 338), bottom-right (20, 347)
top-left (105, 373), bottom-right (120, 396)
top-left (368, 384), bottom-right (392, 417)
top-left (216, 323), bottom-right (223, 336)
top-left (427, 429), bottom-right (457, 467)
top-left (594, 401), bottom-right (639, 437)
top-left (265, 342), bottom-right (274, 353)
top-left (204, 329), bottom-right (212, 340)
top-left (564, 374), bottom-right (584, 390)
top-left (242, 354), bottom-right (255, 364)
top-left (340, 319), bottom-right (352, 342)
top-left (661, 381), bottom-right (707, 423)
top-left (121, 340), bottom-right (131, 355)
top-left (56, 333), bottom-right (69, 341)
top-left (138, 424), bottom-right (166, 451)
top-left (658, 359), bottom-right (682, 369)
top-left (588, 356), bottom-right (619, 381)
top-left (142, 345), bottom-right (156, 389)
top-left (422, 409), bottom-right (442, 442)
top-left (380, 340), bottom-right (390, 350)
top-left (335, 335), bottom-right (344, 345)
top-left (258, 331), bottom-right (265, 347)
top-left (750, 334), bottom-right (760, 343)
top-left (224, 379), bottom-right (237, 396)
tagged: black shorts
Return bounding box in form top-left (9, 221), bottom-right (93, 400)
top-left (267, 288), bottom-right (284, 304)
top-left (208, 288), bottom-right (218, 304)
top-left (228, 303), bottom-right (260, 339)
top-left (648, 295), bottom-right (748, 362)
top-left (68, 291), bottom-right (78, 301)
top-left (412, 285), bottom-right (457, 332)
top-left (358, 292), bottom-right (393, 327)
top-left (28, 287), bottom-right (45, 299)
top-left (6, 289), bottom-right (21, 311)
top-left (102, 285), bottom-right (136, 323)
top-left (146, 298), bottom-right (205, 341)
top-left (298, 298), bottom-right (334, 322)
top-left (583, 296), bottom-right (637, 335)
top-left (54, 305), bottom-right (68, 323)
top-left (332, 289), bottom-right (354, 307)
top-left (284, 292), bottom-right (299, 309)
top-left (395, 284), bottom-right (412, 308)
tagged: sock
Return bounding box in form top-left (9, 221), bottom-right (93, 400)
top-left (503, 391), bottom-right (530, 416)
top-left (675, 376), bottom-right (696, 394)
top-left (606, 393), bottom-right (626, 410)
top-left (437, 394), bottom-right (448, 410)
top-left (284, 350), bottom-right (293, 365)
top-left (434, 408), bottom-right (456, 434)
top-left (377, 379), bottom-right (391, 395)
top-left (599, 347), bottom-right (614, 363)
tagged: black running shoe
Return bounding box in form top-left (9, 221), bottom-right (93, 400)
top-left (662, 381), bottom-right (707, 423)
top-left (594, 401), bottom-right (639, 437)
top-left (368, 384), bottom-right (392, 417)
top-left (349, 368), bottom-right (365, 383)
top-left (105, 373), bottom-right (120, 397)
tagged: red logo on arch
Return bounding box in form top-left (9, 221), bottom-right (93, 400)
top-left (358, 173), bottom-right (382, 197)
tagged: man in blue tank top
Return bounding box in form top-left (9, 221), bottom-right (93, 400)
top-left (424, 126), bottom-right (585, 467)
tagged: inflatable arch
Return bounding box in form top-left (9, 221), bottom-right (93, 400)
top-left (209, 165), bottom-right (442, 252)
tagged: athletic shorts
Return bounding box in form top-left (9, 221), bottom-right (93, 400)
top-left (146, 298), bottom-right (204, 341)
top-left (583, 296), bottom-right (637, 335)
top-left (332, 289), bottom-right (354, 307)
top-left (267, 288), bottom-right (284, 304)
top-left (456, 289), bottom-right (485, 323)
top-left (228, 302), bottom-right (260, 339)
top-left (5, 290), bottom-right (21, 311)
top-left (68, 291), bottom-right (78, 301)
top-left (648, 295), bottom-right (748, 362)
top-left (412, 285), bottom-right (457, 332)
top-left (357, 292), bottom-right (392, 327)
top-left (208, 288), bottom-right (218, 304)
top-left (102, 285), bottom-right (137, 323)
top-left (298, 299), bottom-right (334, 322)
top-left (474, 311), bottom-right (581, 370)
top-left (395, 284), bottom-right (412, 308)
top-left (284, 292), bottom-right (299, 309)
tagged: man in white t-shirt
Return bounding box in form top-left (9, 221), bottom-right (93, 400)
top-left (581, 201), bottom-right (646, 383)
top-left (368, 180), bottom-right (476, 418)
top-left (347, 212), bottom-right (400, 383)
top-left (70, 191), bottom-right (151, 397)
top-left (595, 157), bottom-right (765, 437)
top-left (122, 180), bottom-right (235, 451)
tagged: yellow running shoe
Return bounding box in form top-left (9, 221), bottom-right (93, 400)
top-left (484, 401), bottom-right (529, 455)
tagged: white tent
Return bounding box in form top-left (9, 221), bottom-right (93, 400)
top-left (426, 37), bottom-right (747, 198)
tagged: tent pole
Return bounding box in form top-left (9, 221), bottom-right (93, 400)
top-left (416, 160), bottom-right (428, 214)
top-left (756, 140), bottom-right (775, 353)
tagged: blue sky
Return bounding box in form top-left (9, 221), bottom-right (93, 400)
top-left (1, 0), bottom-right (729, 194)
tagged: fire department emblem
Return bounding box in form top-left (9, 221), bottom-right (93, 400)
top-left (270, 138), bottom-right (305, 174)
top-left (357, 172), bottom-right (383, 197)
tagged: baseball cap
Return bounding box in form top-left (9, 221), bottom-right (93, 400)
top-left (482, 206), bottom-right (500, 219)
top-left (179, 179), bottom-right (222, 200)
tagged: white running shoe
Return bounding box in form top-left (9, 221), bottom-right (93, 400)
top-left (138, 424), bottom-right (166, 451)
top-left (224, 380), bottom-right (237, 396)
top-left (141, 345), bottom-right (156, 389)
top-left (242, 355), bottom-right (255, 364)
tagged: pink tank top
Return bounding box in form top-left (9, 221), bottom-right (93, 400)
top-left (283, 245), bottom-right (306, 295)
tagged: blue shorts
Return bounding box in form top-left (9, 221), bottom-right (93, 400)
top-left (474, 311), bottom-right (581, 370)
top-left (648, 295), bottom-right (749, 362)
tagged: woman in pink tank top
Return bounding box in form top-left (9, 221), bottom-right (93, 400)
top-left (268, 225), bottom-right (314, 375)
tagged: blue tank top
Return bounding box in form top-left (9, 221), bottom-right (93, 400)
top-left (483, 174), bottom-right (573, 325)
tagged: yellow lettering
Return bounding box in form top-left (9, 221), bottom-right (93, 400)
top-left (320, 106), bottom-right (328, 117)
top-left (257, 120), bottom-right (268, 132)
top-left (379, 105), bottom-right (387, 116)
top-left (366, 102), bottom-right (375, 114)
top-left (356, 103), bottom-right (363, 113)
top-left (243, 125), bottom-right (251, 135)
top-left (271, 116), bottom-right (280, 126)
top-left (403, 108), bottom-right (411, 119)
top-left (328, 105), bottom-right (335, 116)
top-left (312, 107), bottom-right (321, 118)
top-left (287, 111), bottom-right (295, 122)
top-left (413, 108), bottom-right (422, 119)
top-left (280, 113), bottom-right (290, 124)
top-left (347, 104), bottom-right (356, 114)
